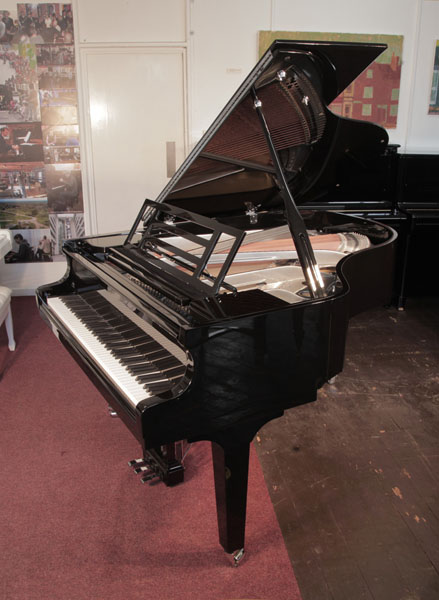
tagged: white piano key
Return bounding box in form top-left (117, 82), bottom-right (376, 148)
top-left (47, 296), bottom-right (161, 407)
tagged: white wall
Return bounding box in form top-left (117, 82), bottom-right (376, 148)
top-left (188, 0), bottom-right (439, 153)
top-left (406, 1), bottom-right (439, 152)
top-left (75, 0), bottom-right (186, 44)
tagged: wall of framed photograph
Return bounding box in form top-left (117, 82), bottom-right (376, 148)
top-left (0, 2), bottom-right (81, 290)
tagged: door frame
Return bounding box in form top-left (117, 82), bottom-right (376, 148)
top-left (77, 45), bottom-right (189, 235)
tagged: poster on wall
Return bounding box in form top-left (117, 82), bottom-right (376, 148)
top-left (259, 31), bottom-right (403, 130)
top-left (0, 162), bottom-right (49, 263)
top-left (0, 122), bottom-right (43, 162)
top-left (16, 4), bottom-right (74, 44)
top-left (42, 124), bottom-right (79, 163)
top-left (429, 40), bottom-right (439, 115)
top-left (0, 2), bottom-right (82, 266)
top-left (0, 44), bottom-right (40, 121)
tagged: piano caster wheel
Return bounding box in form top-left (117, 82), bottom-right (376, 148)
top-left (228, 547), bottom-right (245, 567)
top-left (108, 405), bottom-right (118, 418)
top-left (328, 376), bottom-right (337, 385)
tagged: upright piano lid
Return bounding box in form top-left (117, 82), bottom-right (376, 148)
top-left (126, 40), bottom-right (388, 300)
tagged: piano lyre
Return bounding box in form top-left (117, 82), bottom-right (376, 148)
top-left (37, 40), bottom-right (397, 564)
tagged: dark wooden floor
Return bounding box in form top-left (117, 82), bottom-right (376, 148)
top-left (255, 298), bottom-right (439, 600)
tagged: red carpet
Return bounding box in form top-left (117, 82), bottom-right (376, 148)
top-left (0, 297), bottom-right (302, 600)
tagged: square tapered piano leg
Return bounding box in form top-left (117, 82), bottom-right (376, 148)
top-left (211, 441), bottom-right (250, 564)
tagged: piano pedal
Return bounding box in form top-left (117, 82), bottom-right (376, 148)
top-left (141, 472), bottom-right (159, 484)
top-left (128, 458), bottom-right (147, 469)
top-left (128, 458), bottom-right (158, 483)
top-left (107, 405), bottom-right (118, 418)
top-left (134, 465), bottom-right (150, 474)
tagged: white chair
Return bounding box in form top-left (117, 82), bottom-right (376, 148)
top-left (0, 230), bottom-right (15, 351)
top-left (0, 286), bottom-right (15, 351)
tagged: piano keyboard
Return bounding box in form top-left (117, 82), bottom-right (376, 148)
top-left (47, 290), bottom-right (186, 408)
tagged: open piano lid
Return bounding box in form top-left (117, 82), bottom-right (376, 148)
top-left (123, 40), bottom-right (389, 300)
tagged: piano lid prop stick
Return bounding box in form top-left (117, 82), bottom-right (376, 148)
top-left (251, 86), bottom-right (326, 299)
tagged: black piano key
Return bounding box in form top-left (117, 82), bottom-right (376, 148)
top-left (131, 341), bottom-right (163, 355)
top-left (95, 336), bottom-right (128, 347)
top-left (113, 353), bottom-right (148, 363)
top-left (144, 348), bottom-right (170, 360)
top-left (136, 376), bottom-right (170, 390)
top-left (124, 361), bottom-right (157, 372)
top-left (113, 345), bottom-right (157, 358)
top-left (110, 349), bottom-right (140, 361)
top-left (130, 364), bottom-right (162, 375)
top-left (109, 322), bottom-right (141, 331)
top-left (110, 350), bottom-right (142, 365)
top-left (122, 354), bottom-right (151, 364)
top-left (116, 333), bottom-right (149, 345)
top-left (99, 334), bottom-right (129, 343)
top-left (144, 381), bottom-right (173, 394)
top-left (60, 291), bottom-right (185, 392)
top-left (151, 356), bottom-right (179, 370)
top-left (165, 365), bottom-right (187, 379)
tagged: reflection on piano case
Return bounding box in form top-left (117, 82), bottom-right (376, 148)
top-left (36, 40), bottom-right (397, 564)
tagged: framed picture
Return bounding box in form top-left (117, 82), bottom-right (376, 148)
top-left (259, 31), bottom-right (403, 129)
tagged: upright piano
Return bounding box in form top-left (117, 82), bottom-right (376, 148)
top-left (395, 153), bottom-right (439, 303)
top-left (37, 40), bottom-right (397, 563)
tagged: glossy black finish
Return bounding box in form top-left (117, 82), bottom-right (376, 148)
top-left (143, 446), bottom-right (185, 486)
top-left (36, 40), bottom-right (398, 556)
top-left (161, 41), bottom-right (389, 218)
top-left (212, 442), bottom-right (250, 554)
top-left (395, 154), bottom-right (439, 304)
top-left (37, 209), bottom-right (396, 553)
top-left (300, 150), bottom-right (439, 308)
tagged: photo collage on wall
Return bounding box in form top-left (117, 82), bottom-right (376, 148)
top-left (0, 3), bottom-right (83, 265)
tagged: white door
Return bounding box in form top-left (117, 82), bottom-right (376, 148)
top-left (81, 48), bottom-right (186, 234)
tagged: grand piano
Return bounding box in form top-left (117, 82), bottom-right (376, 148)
top-left (36, 40), bottom-right (397, 564)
